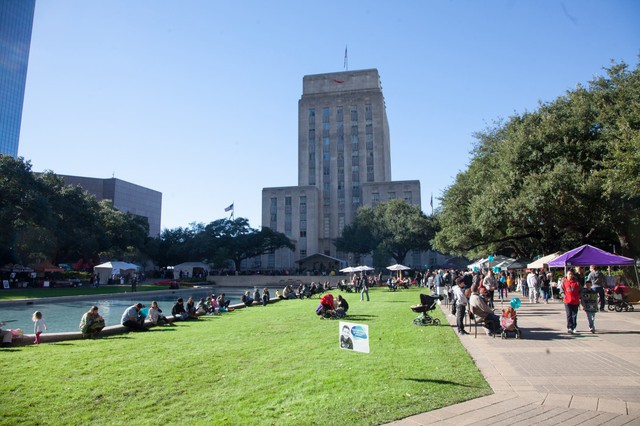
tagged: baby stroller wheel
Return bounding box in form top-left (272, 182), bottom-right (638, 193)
top-left (501, 331), bottom-right (506, 339)
top-left (433, 318), bottom-right (440, 326)
top-left (615, 304), bottom-right (623, 312)
top-left (515, 329), bottom-right (522, 339)
top-left (629, 305), bottom-right (635, 312)
top-left (608, 304), bottom-right (615, 311)
top-left (413, 317), bottom-right (423, 326)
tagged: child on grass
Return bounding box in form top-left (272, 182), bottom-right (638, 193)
top-left (32, 311), bottom-right (48, 344)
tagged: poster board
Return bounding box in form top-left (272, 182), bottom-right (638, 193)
top-left (339, 321), bottom-right (370, 353)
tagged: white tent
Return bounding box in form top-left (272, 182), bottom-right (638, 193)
top-left (467, 255), bottom-right (514, 271)
top-left (527, 252), bottom-right (561, 270)
top-left (172, 262), bottom-right (210, 279)
top-left (94, 261), bottom-right (140, 284)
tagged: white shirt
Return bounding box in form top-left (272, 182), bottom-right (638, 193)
top-left (453, 285), bottom-right (468, 306)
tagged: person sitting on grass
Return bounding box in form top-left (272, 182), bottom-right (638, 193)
top-left (147, 301), bottom-right (169, 326)
top-left (241, 290), bottom-right (254, 307)
top-left (283, 285), bottom-right (297, 299)
top-left (262, 288), bottom-right (270, 306)
top-left (316, 293), bottom-right (336, 319)
top-left (171, 298), bottom-right (189, 321)
top-left (195, 298), bottom-right (207, 315)
top-left (336, 294), bottom-right (349, 314)
top-left (186, 297), bottom-right (198, 319)
top-left (80, 305), bottom-right (105, 338)
top-left (121, 303), bottom-right (148, 332)
top-left (217, 293), bottom-right (231, 309)
top-left (0, 322), bottom-right (13, 347)
top-left (207, 295), bottom-right (219, 314)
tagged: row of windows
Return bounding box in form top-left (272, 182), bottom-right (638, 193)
top-left (308, 105), bottom-right (371, 127)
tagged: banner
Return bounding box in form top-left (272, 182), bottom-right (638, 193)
top-left (339, 321), bottom-right (369, 353)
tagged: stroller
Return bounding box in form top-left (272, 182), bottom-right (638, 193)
top-left (411, 294), bottom-right (443, 326)
top-left (499, 307), bottom-right (521, 339)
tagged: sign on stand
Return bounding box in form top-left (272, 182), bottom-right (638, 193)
top-left (339, 321), bottom-right (370, 353)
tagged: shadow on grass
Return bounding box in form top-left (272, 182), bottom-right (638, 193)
top-left (344, 314), bottom-right (378, 320)
top-left (402, 377), bottom-right (485, 388)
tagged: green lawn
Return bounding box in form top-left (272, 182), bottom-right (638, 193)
top-left (0, 288), bottom-right (491, 425)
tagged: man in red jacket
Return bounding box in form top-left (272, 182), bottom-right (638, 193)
top-left (562, 270), bottom-right (581, 334)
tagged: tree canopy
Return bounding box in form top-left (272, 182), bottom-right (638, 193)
top-left (153, 218), bottom-right (294, 271)
top-left (0, 156), bottom-right (150, 267)
top-left (335, 199), bottom-right (437, 266)
top-left (433, 60), bottom-right (640, 259)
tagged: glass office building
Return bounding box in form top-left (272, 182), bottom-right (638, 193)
top-left (0, 0), bottom-right (36, 157)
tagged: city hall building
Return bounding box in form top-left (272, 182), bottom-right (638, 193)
top-left (261, 69), bottom-right (422, 271)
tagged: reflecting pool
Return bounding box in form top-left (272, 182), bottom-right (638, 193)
top-left (0, 287), bottom-right (251, 334)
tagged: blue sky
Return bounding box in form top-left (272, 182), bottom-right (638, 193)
top-left (19, 1), bottom-right (640, 231)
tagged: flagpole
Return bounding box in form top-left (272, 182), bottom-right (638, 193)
top-left (344, 45), bottom-right (348, 71)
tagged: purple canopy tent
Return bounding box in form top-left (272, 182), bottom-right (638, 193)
top-left (548, 244), bottom-right (639, 285)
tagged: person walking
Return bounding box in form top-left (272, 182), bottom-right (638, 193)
top-left (562, 270), bottom-right (581, 334)
top-left (32, 311), bottom-right (47, 344)
top-left (587, 265), bottom-right (607, 312)
top-left (360, 277), bottom-right (370, 302)
top-left (581, 280), bottom-right (599, 333)
top-left (527, 270), bottom-right (539, 304)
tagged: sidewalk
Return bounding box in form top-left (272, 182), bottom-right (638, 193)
top-left (389, 297), bottom-right (640, 425)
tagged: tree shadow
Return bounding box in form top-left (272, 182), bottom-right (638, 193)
top-left (344, 314), bottom-right (378, 320)
top-left (518, 327), bottom-right (573, 341)
top-left (402, 377), bottom-right (484, 389)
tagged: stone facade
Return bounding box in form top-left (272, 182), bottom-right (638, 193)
top-left (261, 69), bottom-right (423, 270)
top-left (60, 175), bottom-right (162, 237)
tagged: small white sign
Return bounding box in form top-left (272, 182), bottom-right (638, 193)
top-left (2, 280), bottom-right (8, 289)
top-left (339, 321), bottom-right (370, 353)
top-left (43, 281), bottom-right (50, 288)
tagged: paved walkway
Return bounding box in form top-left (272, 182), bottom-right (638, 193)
top-left (389, 297), bottom-right (640, 425)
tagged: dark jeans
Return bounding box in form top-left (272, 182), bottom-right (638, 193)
top-left (122, 319), bottom-right (148, 331)
top-left (594, 286), bottom-right (605, 311)
top-left (456, 304), bottom-right (466, 332)
top-left (565, 303), bottom-right (579, 331)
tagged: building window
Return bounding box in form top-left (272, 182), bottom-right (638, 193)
top-left (300, 230), bottom-right (307, 237)
top-left (388, 191), bottom-right (396, 199)
top-left (300, 249), bottom-right (307, 258)
top-left (350, 106), bottom-right (358, 122)
top-left (404, 191), bottom-right (412, 204)
top-left (308, 109), bottom-right (315, 127)
top-left (324, 216), bottom-right (330, 238)
top-left (336, 106), bottom-right (343, 122)
top-left (365, 104), bottom-right (372, 121)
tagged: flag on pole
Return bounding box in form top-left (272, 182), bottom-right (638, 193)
top-left (344, 45), bottom-right (348, 70)
top-left (224, 203), bottom-right (234, 212)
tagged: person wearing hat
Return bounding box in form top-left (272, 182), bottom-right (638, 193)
top-left (121, 303), bottom-right (148, 331)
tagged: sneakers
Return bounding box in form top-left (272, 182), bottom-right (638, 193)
top-left (568, 329), bottom-right (574, 334)
top-left (458, 330), bottom-right (469, 335)
top-left (590, 328), bottom-right (595, 334)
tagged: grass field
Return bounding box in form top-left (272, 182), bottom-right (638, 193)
top-left (0, 288), bottom-right (491, 425)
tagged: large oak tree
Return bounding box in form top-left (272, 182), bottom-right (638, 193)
top-left (434, 60), bottom-right (640, 258)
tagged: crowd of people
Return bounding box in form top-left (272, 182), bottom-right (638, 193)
top-left (0, 267), bottom-right (633, 346)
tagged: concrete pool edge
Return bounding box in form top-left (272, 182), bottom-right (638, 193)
top-left (9, 298), bottom-right (284, 346)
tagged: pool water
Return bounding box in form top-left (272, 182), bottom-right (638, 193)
top-left (0, 287), bottom-right (252, 334)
